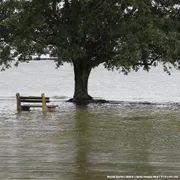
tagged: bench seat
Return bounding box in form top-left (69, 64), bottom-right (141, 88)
top-left (21, 104), bottom-right (58, 111)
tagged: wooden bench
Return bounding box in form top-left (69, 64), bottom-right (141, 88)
top-left (16, 93), bottom-right (58, 112)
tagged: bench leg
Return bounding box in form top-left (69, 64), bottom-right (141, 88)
top-left (16, 93), bottom-right (22, 113)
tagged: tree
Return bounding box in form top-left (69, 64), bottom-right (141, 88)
top-left (0, 0), bottom-right (180, 104)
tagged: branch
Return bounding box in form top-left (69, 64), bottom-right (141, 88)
top-left (90, 51), bottom-right (116, 67)
top-left (64, 0), bottom-right (69, 8)
top-left (136, 55), bottom-right (162, 67)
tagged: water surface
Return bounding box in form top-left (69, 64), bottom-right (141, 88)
top-left (0, 61), bottom-right (180, 179)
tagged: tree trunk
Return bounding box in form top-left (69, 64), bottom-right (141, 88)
top-left (72, 60), bottom-right (93, 104)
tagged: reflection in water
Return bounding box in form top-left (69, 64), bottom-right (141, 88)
top-left (0, 103), bottom-right (180, 180)
top-left (74, 106), bottom-right (91, 180)
top-left (124, 118), bottom-right (155, 176)
top-left (1, 61), bottom-right (180, 180)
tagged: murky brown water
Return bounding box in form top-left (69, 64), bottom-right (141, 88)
top-left (0, 103), bottom-right (180, 180)
top-left (1, 61), bottom-right (180, 179)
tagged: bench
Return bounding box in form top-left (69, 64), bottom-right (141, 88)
top-left (16, 93), bottom-right (58, 112)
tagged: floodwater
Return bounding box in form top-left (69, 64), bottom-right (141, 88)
top-left (0, 61), bottom-right (180, 180)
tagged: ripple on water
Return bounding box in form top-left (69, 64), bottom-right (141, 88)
top-left (0, 101), bottom-right (180, 179)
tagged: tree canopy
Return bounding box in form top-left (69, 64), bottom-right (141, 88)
top-left (0, 0), bottom-right (180, 103)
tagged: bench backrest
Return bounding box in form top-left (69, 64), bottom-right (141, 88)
top-left (16, 93), bottom-right (50, 112)
top-left (20, 96), bottom-right (50, 103)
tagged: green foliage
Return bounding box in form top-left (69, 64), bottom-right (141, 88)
top-left (0, 0), bottom-right (180, 73)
